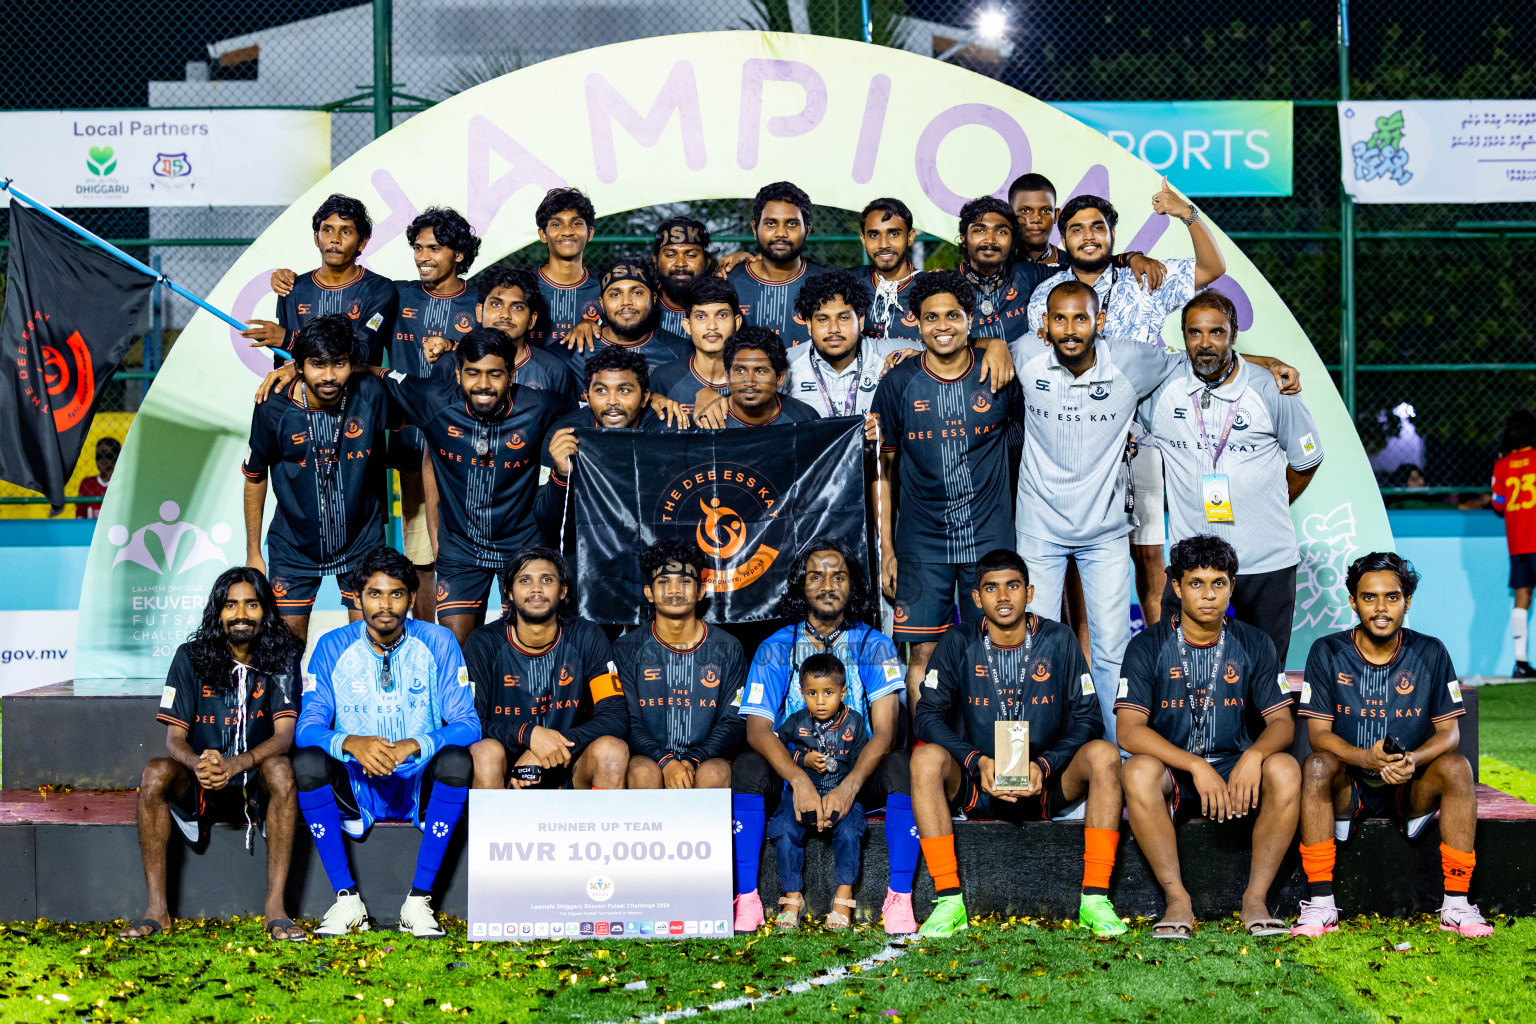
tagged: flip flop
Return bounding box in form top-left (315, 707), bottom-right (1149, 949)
top-left (1244, 917), bottom-right (1290, 937)
top-left (266, 917), bottom-right (308, 942)
top-left (1152, 919), bottom-right (1193, 939)
top-left (118, 918), bottom-right (165, 940)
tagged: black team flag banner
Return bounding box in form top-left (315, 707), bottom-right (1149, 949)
top-left (573, 417), bottom-right (868, 624)
top-left (0, 202), bottom-right (154, 510)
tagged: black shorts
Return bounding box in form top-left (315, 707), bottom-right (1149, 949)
top-left (893, 559), bottom-right (979, 643)
top-left (954, 768), bottom-right (1073, 822)
top-left (169, 771), bottom-right (268, 843)
top-left (1510, 552), bottom-right (1536, 589)
top-left (434, 545), bottom-right (507, 620)
top-left (268, 560), bottom-right (359, 614)
top-left (1339, 771), bottom-right (1433, 840)
top-left (1168, 753), bottom-right (1242, 824)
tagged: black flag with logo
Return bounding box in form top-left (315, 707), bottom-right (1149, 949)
top-left (0, 202), bottom-right (154, 510)
top-left (573, 417), bottom-right (868, 624)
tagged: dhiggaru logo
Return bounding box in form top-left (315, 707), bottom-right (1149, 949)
top-left (655, 461), bottom-right (781, 594)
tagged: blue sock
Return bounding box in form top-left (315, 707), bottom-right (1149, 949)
top-left (413, 783), bottom-right (468, 892)
top-left (297, 786), bottom-right (355, 892)
top-left (732, 793), bottom-right (766, 895)
top-left (884, 794), bottom-right (920, 895)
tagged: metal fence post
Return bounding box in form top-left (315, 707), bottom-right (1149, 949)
top-left (1338, 0), bottom-right (1356, 419)
top-left (373, 0), bottom-right (393, 139)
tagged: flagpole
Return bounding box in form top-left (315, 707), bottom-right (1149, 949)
top-left (1, 177), bottom-right (291, 361)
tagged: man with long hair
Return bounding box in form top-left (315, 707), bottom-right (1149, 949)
top-left (466, 547), bottom-right (630, 790)
top-left (120, 567), bottom-right (306, 941)
top-left (731, 539), bottom-right (916, 933)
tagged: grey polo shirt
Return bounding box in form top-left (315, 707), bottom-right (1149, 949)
top-left (785, 337), bottom-right (922, 417)
top-left (1138, 355), bottom-right (1324, 575)
top-left (1011, 336), bottom-right (1186, 546)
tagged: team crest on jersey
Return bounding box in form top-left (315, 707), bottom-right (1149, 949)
top-left (654, 461), bottom-right (784, 595)
top-left (1224, 661), bottom-right (1242, 684)
top-left (1004, 285), bottom-right (1018, 301)
top-left (700, 664), bottom-right (721, 689)
top-left (455, 315), bottom-right (473, 331)
top-left (347, 303), bottom-right (361, 319)
top-left (1232, 410), bottom-right (1252, 431)
top-left (436, 582), bottom-right (449, 603)
top-left (344, 418), bottom-right (364, 439)
top-left (1030, 659), bottom-right (1051, 682)
top-left (970, 387), bottom-right (993, 414)
top-left (506, 433), bottom-right (527, 450)
top-left (901, 310), bottom-right (919, 327)
top-left (582, 307), bottom-right (602, 322)
top-left (893, 604), bottom-right (909, 624)
top-left (271, 577), bottom-right (289, 598)
top-left (557, 666), bottom-right (575, 687)
top-left (1089, 382), bottom-right (1111, 400)
top-left (1394, 672), bottom-right (1415, 696)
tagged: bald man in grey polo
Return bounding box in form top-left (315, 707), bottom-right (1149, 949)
top-left (1138, 354), bottom-right (1324, 661)
top-left (1010, 331), bottom-right (1186, 739)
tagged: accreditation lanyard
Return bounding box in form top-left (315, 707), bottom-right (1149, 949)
top-left (1189, 389), bottom-right (1243, 470)
top-left (1175, 616), bottom-right (1225, 756)
top-left (808, 350), bottom-right (862, 418)
top-left (300, 385), bottom-right (349, 481)
top-left (809, 707), bottom-right (846, 773)
top-left (982, 618), bottom-right (1033, 722)
top-left (373, 630), bottom-right (409, 693)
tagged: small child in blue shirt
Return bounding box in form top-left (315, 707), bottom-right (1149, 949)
top-left (767, 653), bottom-right (870, 929)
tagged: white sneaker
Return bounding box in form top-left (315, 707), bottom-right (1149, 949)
top-left (316, 892), bottom-right (370, 936)
top-left (399, 894), bottom-right (446, 939)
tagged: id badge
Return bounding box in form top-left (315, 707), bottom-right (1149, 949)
top-left (992, 720), bottom-right (1031, 792)
top-left (1202, 473), bottom-right (1234, 523)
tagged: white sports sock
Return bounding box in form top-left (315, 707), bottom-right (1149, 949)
top-left (1441, 894), bottom-right (1470, 912)
top-left (1513, 606), bottom-right (1529, 662)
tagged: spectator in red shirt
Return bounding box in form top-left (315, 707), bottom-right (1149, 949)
top-left (1491, 410), bottom-right (1536, 677)
top-left (75, 437), bottom-right (120, 519)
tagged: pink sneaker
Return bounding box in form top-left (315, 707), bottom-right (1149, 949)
top-left (733, 890), bottom-right (765, 933)
top-left (1440, 902), bottom-right (1493, 937)
top-left (1290, 899), bottom-right (1340, 937)
top-left (882, 889), bottom-right (918, 935)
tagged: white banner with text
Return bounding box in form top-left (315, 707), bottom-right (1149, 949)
top-left (1339, 100), bottom-right (1536, 203)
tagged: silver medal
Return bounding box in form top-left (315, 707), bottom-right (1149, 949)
top-left (475, 438), bottom-right (490, 456)
top-left (823, 756), bottom-right (838, 774)
top-left (980, 299), bottom-right (994, 316)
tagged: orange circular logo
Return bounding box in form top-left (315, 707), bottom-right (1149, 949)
top-left (696, 498), bottom-right (746, 559)
top-left (970, 387), bottom-right (992, 414)
top-left (1030, 659), bottom-right (1051, 683)
top-left (506, 432), bottom-right (526, 450)
top-left (700, 665), bottom-right (721, 689)
top-left (557, 667), bottom-right (574, 687)
top-left (41, 330), bottom-right (96, 432)
top-left (344, 418), bottom-right (364, 439)
top-left (893, 604), bottom-right (909, 623)
top-left (653, 460), bottom-right (785, 596)
top-left (270, 578), bottom-right (289, 598)
top-left (436, 582), bottom-right (449, 602)
top-left (1394, 673), bottom-right (1415, 696)
top-left (455, 315), bottom-right (472, 331)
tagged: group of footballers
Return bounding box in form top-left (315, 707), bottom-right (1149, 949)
top-left (118, 177), bottom-right (1491, 944)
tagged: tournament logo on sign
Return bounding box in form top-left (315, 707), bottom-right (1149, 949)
top-left (107, 500), bottom-right (232, 576)
top-left (586, 875), bottom-right (615, 901)
top-left (656, 464), bottom-right (782, 595)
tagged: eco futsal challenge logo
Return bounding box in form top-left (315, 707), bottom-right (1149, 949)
top-left (654, 462), bottom-right (783, 594)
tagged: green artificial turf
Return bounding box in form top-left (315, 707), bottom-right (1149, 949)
top-left (1474, 681), bottom-right (1536, 802)
top-left (1, 914), bottom-right (1529, 1024)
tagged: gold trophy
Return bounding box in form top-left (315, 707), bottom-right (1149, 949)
top-left (993, 720), bottom-right (1031, 793)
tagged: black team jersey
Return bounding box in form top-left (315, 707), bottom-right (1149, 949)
top-left (968, 262), bottom-right (1051, 344)
top-left (423, 344), bottom-right (581, 411)
top-left (243, 375), bottom-right (393, 573)
top-left (555, 329), bottom-right (691, 381)
top-left (871, 351), bottom-right (1024, 563)
top-left (657, 293), bottom-right (688, 338)
top-left (277, 268), bottom-right (397, 365)
top-left (916, 616), bottom-right (1102, 780)
top-left (651, 356), bottom-right (729, 415)
top-left (381, 371), bottom-right (563, 568)
top-left (1297, 628), bottom-right (1464, 778)
top-left (534, 406), bottom-right (670, 544)
top-left (156, 645), bottom-right (300, 759)
top-left (722, 394), bottom-right (822, 428)
top-left (727, 261), bottom-right (829, 348)
top-left (852, 267), bottom-right (924, 343)
top-left (1115, 616), bottom-right (1293, 758)
top-left (776, 706), bottom-right (871, 795)
top-left (464, 616), bottom-right (627, 764)
top-left (613, 622), bottom-right (747, 766)
top-left (391, 280), bottom-right (477, 377)
top-left (531, 268), bottom-right (602, 348)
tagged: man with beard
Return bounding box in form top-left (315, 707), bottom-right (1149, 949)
top-left (708, 327), bottom-right (820, 428)
top-left (472, 263), bottom-right (580, 405)
top-left (1008, 173), bottom-right (1064, 265)
top-left (730, 539), bottom-right (917, 934)
top-left (378, 329), bottom-right (566, 645)
top-left (726, 181), bottom-right (828, 348)
top-left (1027, 187), bottom-right (1229, 624)
top-left (120, 567), bottom-right (305, 941)
top-left (534, 348), bottom-right (670, 545)
top-left (466, 547), bottom-right (630, 790)
top-left (1138, 291), bottom-right (1322, 661)
top-left (243, 193), bottom-right (396, 365)
top-left (650, 276), bottom-right (741, 415)
top-left (653, 216), bottom-right (717, 336)
top-left (613, 539), bottom-right (747, 790)
top-left (786, 271), bottom-right (918, 428)
top-left (1292, 552), bottom-right (1492, 938)
top-left (855, 197), bottom-right (923, 343)
top-left (296, 548), bottom-right (480, 938)
top-left (529, 187), bottom-right (603, 348)
top-left (554, 257), bottom-right (690, 379)
top-left (243, 315), bottom-right (393, 644)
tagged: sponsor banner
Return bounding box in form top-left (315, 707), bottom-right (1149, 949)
top-left (0, 611), bottom-right (76, 694)
top-left (1339, 100), bottom-right (1536, 203)
top-left (0, 110), bottom-right (330, 207)
top-left (76, 32), bottom-right (1391, 676)
top-left (1054, 101), bottom-right (1293, 197)
top-left (573, 418), bottom-right (867, 624)
top-left (468, 789), bottom-right (732, 940)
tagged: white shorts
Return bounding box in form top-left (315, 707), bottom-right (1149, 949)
top-left (1129, 443), bottom-right (1166, 546)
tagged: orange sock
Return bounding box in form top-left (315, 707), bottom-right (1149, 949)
top-left (1299, 839), bottom-right (1337, 899)
top-left (920, 835), bottom-right (960, 894)
top-left (1081, 827), bottom-right (1118, 894)
top-left (1441, 843), bottom-right (1475, 894)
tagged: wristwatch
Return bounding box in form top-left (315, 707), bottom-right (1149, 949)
top-left (1178, 203), bottom-right (1200, 226)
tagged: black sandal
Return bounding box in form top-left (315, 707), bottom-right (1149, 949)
top-left (266, 917), bottom-right (307, 941)
top-left (119, 918), bottom-right (165, 940)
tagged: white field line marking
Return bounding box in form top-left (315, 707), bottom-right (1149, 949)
top-left (585, 939), bottom-right (912, 1024)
